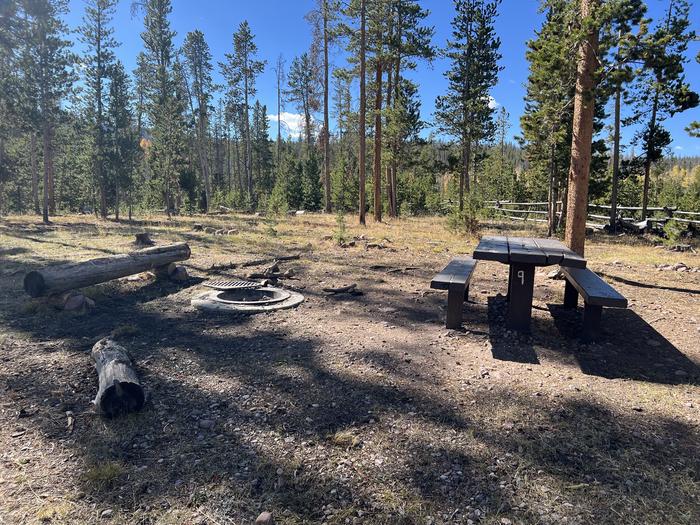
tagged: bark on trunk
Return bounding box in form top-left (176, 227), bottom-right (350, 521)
top-left (373, 58), bottom-right (383, 223)
top-left (641, 93), bottom-right (658, 221)
top-left (358, 0), bottom-right (367, 226)
top-left (115, 182), bottom-right (120, 221)
top-left (24, 242), bottom-right (191, 297)
top-left (48, 125), bottom-right (55, 214)
top-left (385, 61), bottom-right (395, 217)
top-left (548, 138), bottom-right (557, 236)
top-left (564, 0), bottom-right (598, 257)
top-left (41, 123), bottom-right (51, 223)
top-left (610, 81), bottom-right (621, 232)
top-left (460, 139), bottom-right (471, 211)
top-left (390, 8), bottom-right (402, 217)
top-left (91, 338), bottom-right (145, 418)
top-left (30, 133), bottom-right (40, 215)
top-left (323, 0), bottom-right (332, 213)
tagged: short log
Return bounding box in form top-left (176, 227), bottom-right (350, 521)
top-left (91, 338), bottom-right (145, 417)
top-left (154, 262), bottom-right (178, 279)
top-left (24, 243), bottom-right (191, 297)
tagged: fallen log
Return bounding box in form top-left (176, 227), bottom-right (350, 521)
top-left (323, 283), bottom-right (357, 294)
top-left (24, 242), bottom-right (191, 297)
top-left (239, 254), bottom-right (301, 267)
top-left (91, 338), bottom-right (145, 417)
top-left (206, 254), bottom-right (302, 273)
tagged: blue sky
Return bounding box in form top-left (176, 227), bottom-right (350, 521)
top-left (64, 0), bottom-right (700, 155)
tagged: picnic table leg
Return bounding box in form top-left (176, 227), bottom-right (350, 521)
top-left (581, 304), bottom-right (602, 341)
top-left (446, 281), bottom-right (466, 329)
top-left (506, 266), bottom-right (514, 302)
top-left (563, 279), bottom-right (578, 308)
top-left (506, 263), bottom-right (535, 332)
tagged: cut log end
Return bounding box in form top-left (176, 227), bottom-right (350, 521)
top-left (100, 381), bottom-right (145, 418)
top-left (24, 271), bottom-right (46, 298)
top-left (92, 338), bottom-right (145, 418)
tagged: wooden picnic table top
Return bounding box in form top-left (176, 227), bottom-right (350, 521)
top-left (473, 236), bottom-right (587, 268)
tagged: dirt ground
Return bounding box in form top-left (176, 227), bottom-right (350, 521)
top-left (0, 213), bottom-right (698, 525)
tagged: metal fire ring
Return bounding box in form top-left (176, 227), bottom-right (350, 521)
top-left (191, 286), bottom-right (304, 314)
top-left (202, 279), bottom-right (262, 291)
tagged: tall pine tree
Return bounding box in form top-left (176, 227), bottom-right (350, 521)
top-left (626, 0), bottom-right (698, 219)
top-left (436, 0), bottom-right (502, 211)
top-left (79, 0), bottom-right (118, 218)
top-left (183, 30), bottom-right (215, 212)
top-left (221, 21), bottom-right (265, 203)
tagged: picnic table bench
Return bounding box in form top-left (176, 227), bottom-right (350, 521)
top-left (430, 257), bottom-right (478, 329)
top-left (561, 266), bottom-right (628, 341)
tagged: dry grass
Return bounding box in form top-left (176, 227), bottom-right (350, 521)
top-left (82, 461), bottom-right (123, 489)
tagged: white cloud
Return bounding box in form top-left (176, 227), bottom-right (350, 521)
top-left (268, 112), bottom-right (309, 138)
top-left (674, 145), bottom-right (683, 150)
top-left (488, 96), bottom-right (499, 109)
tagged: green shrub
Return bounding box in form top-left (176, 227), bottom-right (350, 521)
top-left (662, 220), bottom-right (685, 245)
top-left (333, 210), bottom-right (348, 245)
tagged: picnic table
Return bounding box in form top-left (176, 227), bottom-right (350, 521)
top-left (473, 236), bottom-right (586, 332)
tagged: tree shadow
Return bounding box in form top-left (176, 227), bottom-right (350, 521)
top-left (547, 304), bottom-right (699, 385)
top-left (598, 271), bottom-right (700, 295)
top-left (0, 228), bottom-right (120, 254)
top-left (485, 296), bottom-right (540, 364)
top-left (3, 293), bottom-right (699, 523)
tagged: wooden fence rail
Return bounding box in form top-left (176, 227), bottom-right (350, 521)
top-left (486, 200), bottom-right (700, 231)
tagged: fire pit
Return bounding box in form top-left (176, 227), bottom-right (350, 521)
top-left (191, 285), bottom-right (304, 313)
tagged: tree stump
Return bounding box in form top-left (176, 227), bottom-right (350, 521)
top-left (91, 338), bottom-right (145, 417)
top-left (134, 232), bottom-right (154, 246)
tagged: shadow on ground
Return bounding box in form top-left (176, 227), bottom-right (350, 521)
top-left (1, 230), bottom-right (698, 523)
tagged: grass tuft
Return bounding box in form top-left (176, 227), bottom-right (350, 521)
top-left (111, 323), bottom-right (140, 338)
top-left (36, 502), bottom-right (72, 521)
top-left (328, 430), bottom-right (361, 448)
top-left (82, 461), bottom-right (123, 489)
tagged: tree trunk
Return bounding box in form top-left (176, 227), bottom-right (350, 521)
top-left (610, 80), bottom-right (621, 232)
top-left (24, 242), bottom-right (191, 297)
top-left (385, 60), bottom-right (395, 217)
top-left (373, 58), bottom-right (382, 223)
top-left (548, 139), bottom-right (556, 236)
top-left (473, 140), bottom-right (479, 189)
top-left (564, 0), bottom-right (598, 257)
top-left (91, 338), bottom-right (145, 418)
top-left (30, 132), bottom-right (40, 214)
top-left (47, 125), bottom-right (55, 215)
top-left (323, 0), bottom-right (331, 213)
top-left (460, 138), bottom-right (471, 211)
top-left (276, 55), bottom-right (283, 168)
top-left (390, 6), bottom-right (402, 217)
top-left (641, 92), bottom-right (658, 221)
top-left (96, 4), bottom-right (106, 220)
top-left (244, 63), bottom-right (253, 201)
top-left (358, 0), bottom-right (367, 226)
top-left (115, 181), bottom-right (120, 221)
top-left (41, 123), bottom-right (51, 223)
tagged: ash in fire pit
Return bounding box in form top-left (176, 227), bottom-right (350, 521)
top-left (191, 286), bottom-right (304, 313)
